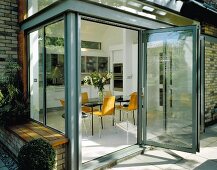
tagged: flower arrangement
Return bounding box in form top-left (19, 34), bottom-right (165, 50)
top-left (83, 72), bottom-right (112, 99)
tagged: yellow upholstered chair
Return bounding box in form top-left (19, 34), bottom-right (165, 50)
top-left (92, 96), bottom-right (116, 137)
top-left (120, 92), bottom-right (138, 125)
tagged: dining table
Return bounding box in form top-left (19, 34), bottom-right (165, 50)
top-left (83, 95), bottom-right (129, 136)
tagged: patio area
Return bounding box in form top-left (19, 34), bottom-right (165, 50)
top-left (110, 123), bottom-right (217, 170)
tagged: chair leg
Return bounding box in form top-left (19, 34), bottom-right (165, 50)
top-left (101, 117), bottom-right (103, 129)
top-left (133, 111), bottom-right (135, 125)
top-left (113, 114), bottom-right (118, 134)
top-left (127, 112), bottom-right (129, 131)
top-left (127, 112), bottom-right (129, 144)
top-left (98, 117), bottom-right (102, 138)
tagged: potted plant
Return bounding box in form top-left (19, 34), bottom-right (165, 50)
top-left (18, 138), bottom-right (56, 170)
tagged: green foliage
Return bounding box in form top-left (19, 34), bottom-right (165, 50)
top-left (83, 72), bottom-right (112, 92)
top-left (0, 57), bottom-right (29, 126)
top-left (46, 36), bottom-right (64, 47)
top-left (18, 138), bottom-right (56, 170)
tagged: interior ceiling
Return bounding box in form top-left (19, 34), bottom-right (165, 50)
top-left (88, 0), bottom-right (197, 26)
top-left (81, 20), bottom-right (109, 35)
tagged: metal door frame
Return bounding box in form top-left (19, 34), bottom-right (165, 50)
top-left (142, 25), bottom-right (200, 153)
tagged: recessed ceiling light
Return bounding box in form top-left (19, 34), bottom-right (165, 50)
top-left (117, 6), bottom-right (137, 13)
top-left (142, 6), bottom-right (154, 12)
top-left (138, 12), bottom-right (156, 19)
top-left (156, 10), bottom-right (167, 16)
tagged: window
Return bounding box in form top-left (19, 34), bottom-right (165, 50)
top-left (28, 0), bottom-right (59, 17)
top-left (29, 20), bottom-right (65, 132)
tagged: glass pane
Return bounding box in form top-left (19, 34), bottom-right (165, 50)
top-left (28, 0), bottom-right (58, 17)
top-left (45, 20), bottom-right (65, 132)
top-left (30, 28), bottom-right (44, 123)
top-left (146, 30), bottom-right (193, 149)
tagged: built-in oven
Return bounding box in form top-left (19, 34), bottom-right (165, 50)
top-left (113, 63), bottom-right (123, 91)
top-left (113, 63), bottom-right (123, 74)
top-left (113, 76), bottom-right (123, 91)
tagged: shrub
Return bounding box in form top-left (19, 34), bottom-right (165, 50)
top-left (0, 57), bottom-right (29, 126)
top-left (18, 138), bottom-right (56, 170)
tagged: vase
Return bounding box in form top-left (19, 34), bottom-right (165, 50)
top-left (98, 89), bottom-right (104, 101)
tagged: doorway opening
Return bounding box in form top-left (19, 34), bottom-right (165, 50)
top-left (80, 19), bottom-right (139, 162)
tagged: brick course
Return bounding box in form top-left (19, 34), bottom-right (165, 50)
top-left (0, 0), bottom-right (19, 77)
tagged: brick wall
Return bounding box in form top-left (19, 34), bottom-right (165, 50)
top-left (202, 23), bottom-right (217, 37)
top-left (0, 0), bottom-right (19, 77)
top-left (201, 23), bottom-right (217, 124)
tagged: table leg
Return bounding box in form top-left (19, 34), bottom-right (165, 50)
top-left (119, 102), bottom-right (121, 121)
top-left (92, 107), bottom-right (94, 136)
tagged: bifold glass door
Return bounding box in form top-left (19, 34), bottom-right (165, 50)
top-left (143, 26), bottom-right (199, 153)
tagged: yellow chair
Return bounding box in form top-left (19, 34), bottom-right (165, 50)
top-left (81, 92), bottom-right (89, 104)
top-left (59, 99), bottom-right (65, 118)
top-left (60, 99), bottom-right (65, 107)
top-left (119, 92), bottom-right (138, 125)
top-left (92, 96), bottom-right (116, 137)
top-left (81, 92), bottom-right (98, 113)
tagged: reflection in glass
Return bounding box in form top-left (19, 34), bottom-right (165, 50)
top-left (98, 57), bottom-right (108, 72)
top-left (146, 30), bottom-right (193, 149)
top-left (28, 0), bottom-right (58, 17)
top-left (45, 20), bottom-right (65, 132)
top-left (30, 28), bottom-right (44, 123)
top-left (81, 56), bottom-right (86, 73)
top-left (86, 56), bottom-right (97, 73)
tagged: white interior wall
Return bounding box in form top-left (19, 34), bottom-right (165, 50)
top-left (30, 31), bottom-right (40, 120)
top-left (123, 29), bottom-right (138, 96)
top-left (101, 26), bottom-right (123, 56)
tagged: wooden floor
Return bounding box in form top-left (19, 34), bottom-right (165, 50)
top-left (7, 121), bottom-right (68, 147)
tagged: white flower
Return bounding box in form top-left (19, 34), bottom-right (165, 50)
top-left (102, 77), bottom-right (106, 83)
top-left (90, 77), bottom-right (93, 85)
top-left (107, 73), bottom-right (112, 79)
top-left (84, 76), bottom-right (89, 82)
